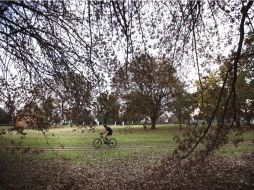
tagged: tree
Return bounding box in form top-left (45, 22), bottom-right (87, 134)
top-left (15, 101), bottom-right (49, 130)
top-left (236, 64), bottom-right (254, 126)
top-left (113, 53), bottom-right (179, 129)
top-left (62, 72), bottom-right (93, 125)
top-left (0, 108), bottom-right (11, 125)
top-left (194, 72), bottom-right (227, 124)
top-left (40, 96), bottom-right (62, 125)
top-left (194, 65), bottom-right (253, 127)
top-left (96, 92), bottom-right (120, 125)
top-left (121, 91), bottom-right (148, 124)
top-left (171, 83), bottom-right (196, 130)
top-left (239, 32), bottom-right (254, 126)
top-left (0, 1), bottom-right (100, 81)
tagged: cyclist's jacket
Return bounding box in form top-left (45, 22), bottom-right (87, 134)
top-left (106, 126), bottom-right (113, 135)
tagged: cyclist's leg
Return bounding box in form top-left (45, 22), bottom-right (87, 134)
top-left (104, 134), bottom-right (109, 143)
top-left (105, 134), bottom-right (112, 142)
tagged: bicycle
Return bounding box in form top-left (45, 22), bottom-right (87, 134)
top-left (93, 133), bottom-right (117, 148)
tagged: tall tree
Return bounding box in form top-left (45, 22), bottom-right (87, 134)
top-left (63, 72), bottom-right (93, 125)
top-left (113, 53), bottom-right (179, 129)
top-left (236, 69), bottom-right (254, 126)
top-left (0, 108), bottom-right (11, 125)
top-left (96, 92), bottom-right (120, 125)
top-left (121, 91), bottom-right (148, 124)
top-left (194, 72), bottom-right (227, 124)
top-left (239, 32), bottom-right (254, 126)
top-left (171, 83), bottom-right (196, 130)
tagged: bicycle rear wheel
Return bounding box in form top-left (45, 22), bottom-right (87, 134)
top-left (93, 138), bottom-right (102, 148)
top-left (108, 138), bottom-right (117, 148)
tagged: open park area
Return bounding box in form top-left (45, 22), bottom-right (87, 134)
top-left (0, 125), bottom-right (253, 189)
top-left (1, 1), bottom-right (254, 189)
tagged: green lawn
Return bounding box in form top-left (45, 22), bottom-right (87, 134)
top-left (0, 124), bottom-right (253, 165)
top-left (0, 124), bottom-right (179, 147)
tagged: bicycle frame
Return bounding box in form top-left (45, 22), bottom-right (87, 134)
top-left (93, 133), bottom-right (117, 148)
top-left (99, 133), bottom-right (109, 143)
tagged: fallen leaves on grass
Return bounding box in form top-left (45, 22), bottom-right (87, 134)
top-left (130, 154), bottom-right (254, 190)
top-left (0, 153), bottom-right (253, 190)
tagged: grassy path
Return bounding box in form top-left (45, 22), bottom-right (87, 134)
top-left (0, 125), bottom-right (253, 163)
top-left (0, 142), bottom-right (253, 151)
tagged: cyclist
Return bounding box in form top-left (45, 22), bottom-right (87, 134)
top-left (102, 110), bottom-right (112, 141)
top-left (103, 124), bottom-right (113, 142)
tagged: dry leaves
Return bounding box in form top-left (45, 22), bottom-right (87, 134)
top-left (0, 153), bottom-right (253, 190)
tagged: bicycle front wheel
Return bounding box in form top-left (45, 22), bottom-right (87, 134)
top-left (108, 138), bottom-right (117, 148)
top-left (93, 138), bottom-right (102, 148)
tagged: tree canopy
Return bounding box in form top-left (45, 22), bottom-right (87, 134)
top-left (113, 53), bottom-right (181, 129)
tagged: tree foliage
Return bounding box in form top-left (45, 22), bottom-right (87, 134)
top-left (171, 83), bottom-right (196, 129)
top-left (113, 53), bottom-right (179, 129)
top-left (0, 108), bottom-right (11, 125)
top-left (96, 92), bottom-right (120, 125)
top-left (121, 91), bottom-right (148, 124)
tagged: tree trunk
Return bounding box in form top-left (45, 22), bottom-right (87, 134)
top-left (179, 113), bottom-right (182, 131)
top-left (245, 109), bottom-right (251, 126)
top-left (246, 119), bottom-right (251, 126)
top-left (246, 114), bottom-right (251, 126)
top-left (151, 117), bottom-right (156, 129)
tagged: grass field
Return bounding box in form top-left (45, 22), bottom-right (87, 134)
top-left (0, 124), bottom-right (180, 147)
top-left (0, 124), bottom-right (253, 165)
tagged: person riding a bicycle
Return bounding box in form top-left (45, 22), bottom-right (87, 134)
top-left (103, 124), bottom-right (113, 142)
top-left (102, 111), bottom-right (113, 141)
top-left (92, 111), bottom-right (116, 148)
